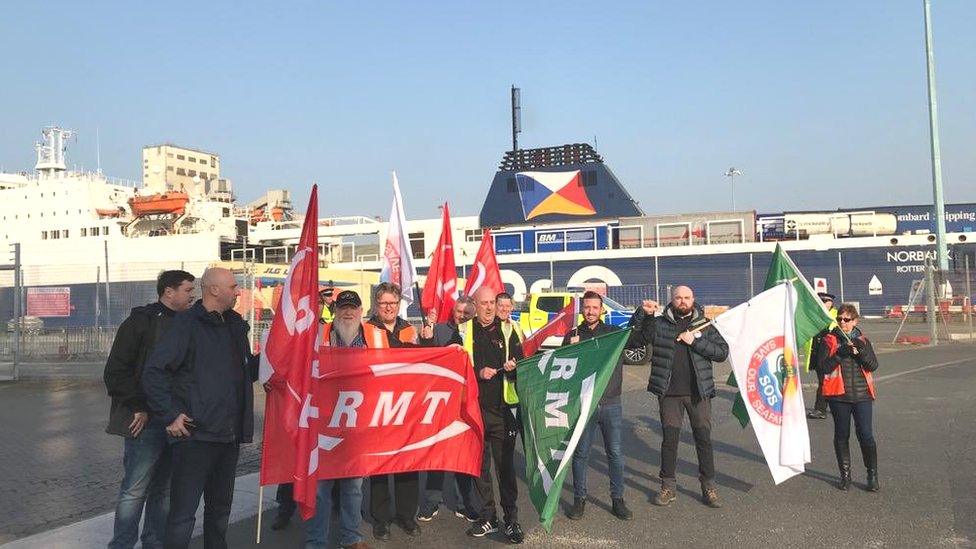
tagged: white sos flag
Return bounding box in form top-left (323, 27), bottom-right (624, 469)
top-left (713, 283), bottom-right (811, 484)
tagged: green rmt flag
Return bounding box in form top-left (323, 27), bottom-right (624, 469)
top-left (729, 243), bottom-right (834, 427)
top-left (516, 330), bottom-right (631, 532)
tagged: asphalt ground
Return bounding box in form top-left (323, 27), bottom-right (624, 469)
top-left (1, 327), bottom-right (974, 547)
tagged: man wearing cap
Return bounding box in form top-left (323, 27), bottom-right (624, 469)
top-left (319, 286), bottom-right (337, 323)
top-left (305, 289), bottom-right (370, 549)
top-left (806, 292), bottom-right (838, 420)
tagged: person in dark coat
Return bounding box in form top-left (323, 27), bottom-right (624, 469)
top-left (816, 303), bottom-right (880, 492)
top-left (563, 291), bottom-right (634, 522)
top-left (629, 285), bottom-right (729, 509)
top-left (105, 270), bottom-right (195, 549)
top-left (142, 267), bottom-right (259, 549)
top-left (806, 292), bottom-right (838, 420)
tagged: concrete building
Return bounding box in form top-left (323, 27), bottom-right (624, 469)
top-left (142, 144), bottom-right (220, 193)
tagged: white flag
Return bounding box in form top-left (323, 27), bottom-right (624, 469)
top-left (379, 172), bottom-right (416, 316)
top-left (713, 283), bottom-right (811, 484)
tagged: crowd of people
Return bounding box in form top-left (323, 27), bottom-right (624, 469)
top-left (102, 270), bottom-right (881, 549)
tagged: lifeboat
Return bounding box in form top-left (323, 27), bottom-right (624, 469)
top-left (129, 192), bottom-right (189, 216)
top-left (95, 208), bottom-right (123, 218)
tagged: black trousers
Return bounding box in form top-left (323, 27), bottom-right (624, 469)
top-left (165, 440), bottom-right (239, 549)
top-left (658, 395), bottom-right (715, 488)
top-left (814, 370), bottom-right (828, 413)
top-left (474, 406), bottom-right (518, 524)
top-left (275, 483), bottom-right (295, 518)
top-left (370, 472), bottom-right (419, 524)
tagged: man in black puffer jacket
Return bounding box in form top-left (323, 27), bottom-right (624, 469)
top-left (629, 285), bottom-right (728, 509)
top-left (142, 267), bottom-right (259, 549)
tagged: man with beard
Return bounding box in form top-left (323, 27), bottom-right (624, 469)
top-left (142, 267), bottom-right (259, 549)
top-left (417, 295), bottom-right (480, 523)
top-left (631, 285), bottom-right (729, 509)
top-left (304, 290), bottom-right (370, 549)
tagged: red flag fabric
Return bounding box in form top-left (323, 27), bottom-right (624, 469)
top-left (463, 229), bottom-right (504, 297)
top-left (258, 185), bottom-right (320, 519)
top-left (522, 298), bottom-right (577, 356)
top-left (421, 203), bottom-right (458, 322)
top-left (261, 346), bottom-right (484, 482)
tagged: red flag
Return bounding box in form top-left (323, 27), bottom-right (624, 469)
top-left (463, 229), bottom-right (504, 297)
top-left (259, 185), bottom-right (320, 520)
top-left (421, 203), bottom-right (458, 322)
top-left (261, 346), bottom-right (483, 482)
top-left (522, 298), bottom-right (577, 356)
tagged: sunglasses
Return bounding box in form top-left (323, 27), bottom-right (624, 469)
top-left (837, 317), bottom-right (856, 322)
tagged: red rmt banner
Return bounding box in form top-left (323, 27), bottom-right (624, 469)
top-left (261, 346), bottom-right (484, 488)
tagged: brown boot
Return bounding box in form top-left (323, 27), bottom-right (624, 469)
top-left (701, 487), bottom-right (722, 508)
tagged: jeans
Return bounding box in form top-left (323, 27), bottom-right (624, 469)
top-left (828, 400), bottom-right (874, 444)
top-left (165, 441), bottom-right (239, 549)
top-left (109, 422), bottom-right (172, 549)
top-left (305, 478), bottom-right (364, 549)
top-left (474, 407), bottom-right (518, 524)
top-left (421, 471), bottom-right (477, 513)
top-left (658, 395), bottom-right (715, 488)
top-left (571, 402), bottom-right (625, 499)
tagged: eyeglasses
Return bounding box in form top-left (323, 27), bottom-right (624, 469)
top-left (837, 317), bottom-right (856, 323)
top-left (377, 301), bottom-right (400, 308)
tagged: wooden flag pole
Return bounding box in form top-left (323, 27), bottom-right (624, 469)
top-left (676, 320), bottom-right (713, 341)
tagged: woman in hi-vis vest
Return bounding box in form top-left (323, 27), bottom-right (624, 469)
top-left (816, 303), bottom-right (880, 492)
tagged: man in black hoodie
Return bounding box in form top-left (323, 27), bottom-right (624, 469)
top-left (142, 267), bottom-right (259, 549)
top-left (562, 291), bottom-right (633, 522)
top-left (105, 270), bottom-right (195, 549)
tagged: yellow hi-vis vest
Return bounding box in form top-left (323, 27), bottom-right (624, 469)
top-left (461, 319), bottom-right (522, 405)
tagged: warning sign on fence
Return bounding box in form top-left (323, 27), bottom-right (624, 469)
top-left (26, 287), bottom-right (71, 317)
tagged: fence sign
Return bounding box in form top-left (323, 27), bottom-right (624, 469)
top-left (27, 287), bottom-right (71, 317)
top-left (813, 277), bottom-right (827, 294)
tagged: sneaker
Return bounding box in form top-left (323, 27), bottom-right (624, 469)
top-left (372, 522), bottom-right (391, 541)
top-left (503, 521), bottom-right (524, 544)
top-left (565, 497), bottom-right (585, 520)
top-left (611, 497), bottom-right (633, 520)
top-left (393, 518), bottom-right (421, 537)
top-left (701, 487), bottom-right (722, 508)
top-left (417, 504), bottom-right (438, 522)
top-left (466, 518), bottom-right (499, 538)
top-left (653, 487), bottom-right (676, 507)
top-left (454, 508), bottom-right (480, 523)
top-left (807, 409), bottom-right (827, 419)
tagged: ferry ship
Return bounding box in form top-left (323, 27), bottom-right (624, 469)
top-left (2, 129), bottom-right (974, 328)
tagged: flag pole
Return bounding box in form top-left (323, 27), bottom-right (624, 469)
top-left (256, 485), bottom-right (264, 543)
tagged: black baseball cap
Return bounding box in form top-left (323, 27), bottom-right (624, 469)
top-left (334, 290), bottom-right (362, 308)
top-left (817, 292), bottom-right (836, 302)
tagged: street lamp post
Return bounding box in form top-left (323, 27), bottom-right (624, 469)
top-left (923, 0), bottom-right (949, 271)
top-left (724, 167), bottom-right (742, 211)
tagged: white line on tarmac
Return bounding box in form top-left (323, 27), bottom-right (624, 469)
top-left (874, 358), bottom-right (975, 383)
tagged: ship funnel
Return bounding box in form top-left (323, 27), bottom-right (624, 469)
top-left (35, 126), bottom-right (76, 176)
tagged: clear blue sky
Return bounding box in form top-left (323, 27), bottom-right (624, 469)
top-left (2, 1), bottom-right (974, 219)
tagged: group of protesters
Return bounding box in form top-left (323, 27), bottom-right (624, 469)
top-left (103, 269), bottom-right (881, 549)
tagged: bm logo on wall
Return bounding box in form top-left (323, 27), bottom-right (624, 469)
top-left (515, 170), bottom-right (596, 220)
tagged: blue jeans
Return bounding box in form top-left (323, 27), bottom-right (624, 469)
top-left (109, 422), bottom-right (171, 549)
top-left (304, 478), bottom-right (364, 549)
top-left (571, 402), bottom-right (625, 499)
top-left (828, 400), bottom-right (874, 444)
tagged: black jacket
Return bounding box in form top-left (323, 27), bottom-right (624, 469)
top-left (142, 300), bottom-right (259, 444)
top-left (104, 302), bottom-right (177, 437)
top-left (629, 304), bottom-right (729, 398)
top-left (816, 327), bottom-right (879, 402)
top-left (562, 320), bottom-right (626, 405)
top-left (471, 317), bottom-right (522, 410)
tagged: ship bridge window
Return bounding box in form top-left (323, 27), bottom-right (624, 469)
top-left (51, 230), bottom-right (60, 239)
top-left (188, 170), bottom-right (197, 177)
top-left (167, 153), bottom-right (174, 158)
top-left (81, 228), bottom-right (87, 237)
top-left (409, 232), bottom-right (425, 260)
top-left (41, 231), bottom-right (48, 240)
top-left (189, 157), bottom-right (196, 163)
top-left (176, 168), bottom-right (186, 176)
top-left (167, 166), bottom-right (174, 172)
top-left (465, 229), bottom-right (483, 242)
top-left (177, 155), bottom-right (185, 160)
top-left (63, 229), bottom-right (69, 238)
top-left (103, 226), bottom-right (109, 234)
top-left (91, 227), bottom-right (99, 236)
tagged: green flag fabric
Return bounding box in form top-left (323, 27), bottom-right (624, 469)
top-left (729, 244), bottom-right (834, 428)
top-left (516, 330), bottom-right (630, 532)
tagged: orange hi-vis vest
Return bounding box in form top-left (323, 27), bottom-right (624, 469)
top-left (821, 332), bottom-right (876, 399)
top-left (321, 320), bottom-right (417, 348)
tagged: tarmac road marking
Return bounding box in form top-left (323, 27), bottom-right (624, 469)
top-left (874, 358), bottom-right (974, 383)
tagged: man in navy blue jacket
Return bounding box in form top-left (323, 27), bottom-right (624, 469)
top-left (142, 267), bottom-right (258, 549)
